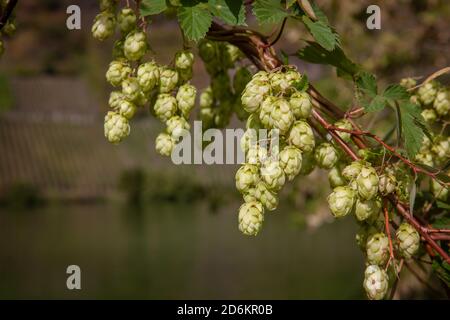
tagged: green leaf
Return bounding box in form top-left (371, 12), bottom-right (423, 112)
top-left (432, 260), bottom-right (450, 287)
top-left (383, 84), bottom-right (409, 101)
top-left (297, 41), bottom-right (360, 78)
top-left (400, 102), bottom-right (426, 158)
top-left (253, 0), bottom-right (288, 25)
top-left (311, 1), bottom-right (329, 24)
top-left (280, 50), bottom-right (289, 65)
top-left (177, 2), bottom-right (213, 41)
top-left (140, 0), bottom-right (167, 16)
top-left (302, 16), bottom-right (337, 51)
top-left (436, 202), bottom-right (450, 210)
top-left (356, 72), bottom-right (378, 97)
top-left (364, 95), bottom-right (386, 112)
top-left (208, 0), bottom-right (246, 25)
top-left (292, 74), bottom-right (309, 92)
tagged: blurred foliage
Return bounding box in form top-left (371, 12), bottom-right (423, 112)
top-left (0, 182), bottom-right (44, 210)
top-left (0, 73), bottom-right (14, 112)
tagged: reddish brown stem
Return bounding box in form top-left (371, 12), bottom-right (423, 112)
top-left (383, 200), bottom-right (396, 268)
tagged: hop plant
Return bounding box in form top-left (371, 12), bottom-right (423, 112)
top-left (108, 91), bottom-right (124, 109)
top-left (155, 132), bottom-right (175, 157)
top-left (334, 119), bottom-right (352, 142)
top-left (366, 233), bottom-right (389, 266)
top-left (233, 67), bottom-right (252, 94)
top-left (396, 223), bottom-right (420, 259)
top-left (104, 111), bottom-right (130, 144)
top-left (314, 143), bottom-right (339, 169)
top-left (287, 120), bottom-right (315, 153)
top-left (279, 146), bottom-right (303, 181)
top-left (327, 186), bottom-right (355, 218)
top-left (363, 265), bottom-right (389, 300)
top-left (176, 83), bottom-right (197, 118)
top-left (328, 165), bottom-right (346, 188)
top-left (355, 198), bottom-right (381, 222)
top-left (175, 50), bottom-right (194, 70)
top-left (431, 179), bottom-right (449, 201)
top-left (289, 91), bottom-right (312, 119)
top-left (121, 77), bottom-right (141, 102)
top-left (159, 67), bottom-right (179, 93)
top-left (106, 59), bottom-right (132, 87)
top-left (166, 116), bottom-right (190, 141)
top-left (117, 8), bottom-right (137, 34)
top-left (342, 161), bottom-right (363, 181)
top-left (421, 109), bottom-right (437, 124)
top-left (261, 161), bottom-right (286, 191)
top-left (260, 97), bottom-right (294, 134)
top-left (92, 12), bottom-right (116, 41)
top-left (137, 61), bottom-right (160, 92)
top-left (356, 165), bottom-right (380, 200)
top-left (235, 164), bottom-right (259, 194)
top-left (124, 31), bottom-right (147, 61)
top-left (116, 99), bottom-right (137, 119)
top-left (238, 201), bottom-right (264, 236)
top-left (247, 182), bottom-right (279, 211)
top-left (417, 81), bottom-right (438, 105)
top-left (241, 80), bottom-right (270, 113)
top-left (153, 94), bottom-right (177, 122)
top-left (433, 90), bottom-right (450, 117)
top-left (378, 174), bottom-right (396, 195)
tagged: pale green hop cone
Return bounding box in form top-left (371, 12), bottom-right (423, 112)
top-left (363, 265), bottom-right (389, 300)
top-left (176, 83), bottom-right (197, 118)
top-left (106, 59), bottom-right (132, 87)
top-left (166, 116), bottom-right (190, 141)
top-left (121, 77), bottom-right (141, 102)
top-left (366, 233), bottom-right (389, 266)
top-left (433, 89), bottom-right (450, 117)
top-left (356, 166), bottom-right (380, 200)
top-left (159, 67), bottom-right (179, 93)
top-left (154, 94), bottom-right (177, 122)
top-left (396, 222), bottom-right (420, 259)
top-left (355, 197), bottom-right (381, 222)
top-left (104, 111), bottom-right (130, 144)
top-left (261, 161), bottom-right (286, 191)
top-left (328, 165), bottom-right (346, 188)
top-left (117, 8), bottom-right (137, 34)
top-left (327, 186), bottom-right (355, 218)
top-left (314, 142), bottom-right (339, 169)
top-left (137, 61), bottom-right (160, 92)
top-left (155, 132), bottom-right (175, 157)
top-left (235, 164), bottom-right (260, 194)
top-left (241, 80), bottom-right (270, 113)
top-left (124, 31), bottom-right (147, 61)
top-left (287, 120), bottom-right (315, 153)
top-left (238, 201), bottom-right (264, 236)
top-left (417, 81), bottom-right (438, 105)
top-left (334, 118), bottom-right (352, 142)
top-left (175, 50), bottom-right (194, 70)
top-left (279, 146), bottom-right (303, 181)
top-left (116, 99), bottom-right (137, 119)
top-left (92, 12), bottom-right (116, 41)
top-left (289, 91), bottom-right (312, 119)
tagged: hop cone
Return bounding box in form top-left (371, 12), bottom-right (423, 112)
top-left (176, 83), bottom-right (197, 118)
top-left (155, 132), bottom-right (175, 157)
top-left (104, 111), bottom-right (130, 144)
top-left (299, 151), bottom-right (316, 175)
top-left (248, 182), bottom-right (278, 211)
top-left (433, 90), bottom-right (450, 117)
top-left (117, 8), bottom-right (136, 34)
top-left (334, 119), bottom-right (352, 142)
top-left (137, 61), bottom-right (160, 92)
top-left (342, 161), bottom-right (363, 181)
top-left (198, 40), bottom-right (217, 63)
top-left (363, 265), bottom-right (389, 300)
top-left (124, 31), bottom-right (147, 61)
top-left (116, 99), bottom-right (137, 119)
top-left (327, 186), bottom-right (355, 218)
top-left (240, 129), bottom-right (258, 154)
top-left (166, 116), bottom-right (190, 141)
top-left (415, 152), bottom-right (434, 167)
top-left (99, 0), bottom-right (116, 12)
top-left (270, 71), bottom-right (290, 93)
top-left (378, 174), bottom-right (396, 195)
top-left (400, 78), bottom-right (417, 89)
top-left (356, 166), bottom-right (380, 200)
top-left (431, 179), bottom-right (449, 201)
top-left (175, 50), bottom-right (194, 70)
top-left (235, 164), bottom-right (259, 194)
top-left (366, 233), bottom-right (389, 266)
top-left (287, 120), bottom-right (315, 153)
top-left (421, 109), bottom-right (437, 124)
top-left (121, 77), bottom-right (141, 102)
top-left (246, 145), bottom-right (268, 166)
top-left (108, 91), bottom-right (124, 109)
top-left (314, 143), bottom-right (339, 169)
top-left (260, 98), bottom-right (294, 134)
top-left (261, 161), bottom-right (286, 191)
top-left (355, 198), bottom-right (381, 222)
top-left (159, 67), bottom-right (179, 93)
top-left (238, 201), bottom-right (264, 236)
top-left (200, 86), bottom-right (214, 109)
top-left (418, 81), bottom-right (438, 105)
top-left (290, 91), bottom-right (311, 119)
top-left (233, 67), bottom-right (252, 94)
top-left (328, 165), bottom-right (346, 188)
top-left (396, 223), bottom-right (420, 259)
top-left (241, 80), bottom-right (270, 113)
top-left (279, 146), bottom-right (303, 181)
top-left (92, 12), bottom-right (116, 41)
top-left (106, 59), bottom-right (132, 87)
top-left (154, 94), bottom-right (177, 122)
top-left (221, 43), bottom-right (241, 68)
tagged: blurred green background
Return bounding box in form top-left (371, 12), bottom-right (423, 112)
top-left (0, 0), bottom-right (449, 299)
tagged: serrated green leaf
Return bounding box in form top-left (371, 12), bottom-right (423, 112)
top-left (177, 3), bottom-right (213, 41)
top-left (253, 0), bottom-right (288, 25)
top-left (400, 102), bottom-right (425, 158)
top-left (311, 1), bottom-right (329, 24)
top-left (436, 201), bottom-right (450, 210)
top-left (364, 95), bottom-right (386, 112)
top-left (208, 0), bottom-right (246, 25)
top-left (140, 0), bottom-right (167, 16)
top-left (297, 41), bottom-right (360, 78)
top-left (302, 16), bottom-right (337, 51)
top-left (383, 84), bottom-right (409, 101)
top-left (356, 72), bottom-right (378, 97)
